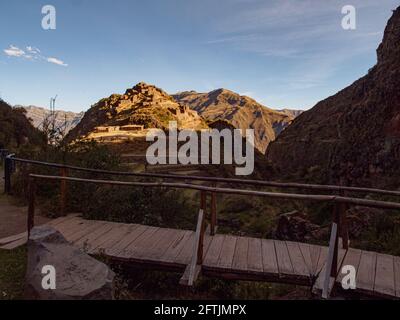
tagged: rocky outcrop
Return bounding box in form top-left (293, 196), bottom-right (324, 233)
top-left (0, 100), bottom-right (45, 149)
top-left (173, 89), bottom-right (298, 154)
top-left (66, 82), bottom-right (208, 142)
top-left (267, 7), bottom-right (400, 187)
top-left (25, 225), bottom-right (115, 300)
top-left (18, 105), bottom-right (84, 134)
top-left (275, 211), bottom-right (328, 242)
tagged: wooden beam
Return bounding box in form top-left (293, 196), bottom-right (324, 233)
top-left (10, 156), bottom-right (400, 197)
top-left (180, 208), bottom-right (205, 286)
top-left (28, 174), bottom-right (400, 211)
top-left (60, 167), bottom-right (68, 216)
top-left (210, 190), bottom-right (217, 236)
top-left (4, 155), bottom-right (12, 194)
top-left (339, 203), bottom-right (349, 250)
top-left (322, 221), bottom-right (338, 299)
top-left (27, 177), bottom-right (36, 238)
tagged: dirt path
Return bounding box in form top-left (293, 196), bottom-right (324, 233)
top-left (0, 174), bottom-right (51, 239)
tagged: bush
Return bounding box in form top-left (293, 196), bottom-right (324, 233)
top-left (11, 141), bottom-right (198, 228)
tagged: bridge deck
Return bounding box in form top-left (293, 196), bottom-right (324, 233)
top-left (1, 215), bottom-right (399, 299)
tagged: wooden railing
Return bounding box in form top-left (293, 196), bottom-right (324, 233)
top-left (2, 152), bottom-right (400, 296)
top-left (4, 154), bottom-right (400, 196)
top-left (24, 173), bottom-right (400, 296)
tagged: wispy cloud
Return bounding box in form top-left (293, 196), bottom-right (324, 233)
top-left (4, 45), bottom-right (25, 57)
top-left (47, 57), bottom-right (68, 67)
top-left (3, 45), bottom-right (68, 67)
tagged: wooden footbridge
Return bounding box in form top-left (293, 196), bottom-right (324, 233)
top-left (2, 151), bottom-right (400, 299)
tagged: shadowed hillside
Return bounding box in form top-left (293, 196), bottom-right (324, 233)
top-left (267, 7), bottom-right (400, 187)
top-left (0, 100), bottom-right (45, 149)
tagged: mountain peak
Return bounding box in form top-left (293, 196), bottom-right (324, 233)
top-left (210, 88), bottom-right (233, 95)
top-left (66, 84), bottom-right (208, 142)
top-left (377, 7), bottom-right (400, 64)
top-left (173, 88), bottom-right (297, 154)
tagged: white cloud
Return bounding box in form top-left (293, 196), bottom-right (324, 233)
top-left (4, 45), bottom-right (25, 57)
top-left (26, 46), bottom-right (41, 54)
top-left (3, 44), bottom-right (68, 67)
top-left (47, 57), bottom-right (68, 67)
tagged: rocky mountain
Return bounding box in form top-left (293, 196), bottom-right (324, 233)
top-left (267, 7), bottom-right (400, 187)
top-left (173, 89), bottom-right (298, 153)
top-left (278, 109), bottom-right (304, 118)
top-left (66, 82), bottom-right (208, 142)
top-left (0, 100), bottom-right (45, 149)
top-left (17, 105), bottom-right (84, 134)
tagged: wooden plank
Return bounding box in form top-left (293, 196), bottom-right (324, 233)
top-left (357, 251), bottom-right (377, 292)
top-left (286, 241), bottom-right (309, 277)
top-left (106, 224), bottom-right (149, 256)
top-left (161, 231), bottom-right (193, 263)
top-left (120, 227), bottom-right (160, 258)
top-left (73, 222), bottom-right (116, 250)
top-left (46, 214), bottom-right (78, 227)
top-left (261, 239), bottom-right (279, 274)
top-left (175, 233), bottom-right (197, 265)
top-left (298, 243), bottom-right (314, 276)
top-left (146, 229), bottom-right (187, 261)
top-left (316, 247), bottom-right (328, 275)
top-left (309, 244), bottom-right (322, 276)
top-left (88, 224), bottom-right (137, 254)
top-left (217, 235), bottom-right (237, 270)
top-left (247, 238), bottom-right (263, 273)
top-left (374, 253), bottom-right (395, 297)
top-left (336, 248), bottom-right (361, 286)
top-left (232, 237), bottom-right (249, 271)
top-left (53, 217), bottom-right (89, 238)
top-left (394, 256), bottom-right (400, 298)
top-left (0, 236), bottom-right (28, 250)
top-left (135, 228), bottom-right (172, 259)
top-left (50, 216), bottom-right (81, 233)
top-left (203, 235), bottom-right (225, 267)
top-left (66, 221), bottom-right (107, 243)
top-left (274, 240), bottom-right (294, 275)
top-left (0, 232), bottom-right (26, 245)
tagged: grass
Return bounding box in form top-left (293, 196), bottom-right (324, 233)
top-left (0, 246), bottom-right (27, 300)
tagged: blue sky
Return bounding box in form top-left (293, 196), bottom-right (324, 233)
top-left (0, 0), bottom-right (398, 112)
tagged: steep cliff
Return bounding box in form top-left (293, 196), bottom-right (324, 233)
top-left (267, 7), bottom-right (400, 187)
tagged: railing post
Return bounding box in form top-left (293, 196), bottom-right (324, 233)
top-left (322, 203), bottom-right (340, 299)
top-left (4, 154), bottom-right (12, 195)
top-left (21, 162), bottom-right (28, 200)
top-left (331, 206), bottom-right (339, 277)
top-left (339, 203), bottom-right (349, 250)
top-left (210, 184), bottom-right (217, 236)
top-left (338, 188), bottom-right (349, 250)
top-left (60, 166), bottom-right (68, 216)
top-left (198, 191), bottom-right (207, 264)
top-left (27, 176), bottom-right (36, 238)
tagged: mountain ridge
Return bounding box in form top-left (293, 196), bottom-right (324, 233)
top-left (65, 82), bottom-right (208, 142)
top-left (173, 89), bottom-right (301, 153)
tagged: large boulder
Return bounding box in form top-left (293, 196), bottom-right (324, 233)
top-left (25, 225), bottom-right (115, 300)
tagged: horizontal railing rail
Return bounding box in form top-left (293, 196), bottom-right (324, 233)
top-left (6, 155), bottom-right (400, 197)
top-left (28, 174), bottom-right (400, 210)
